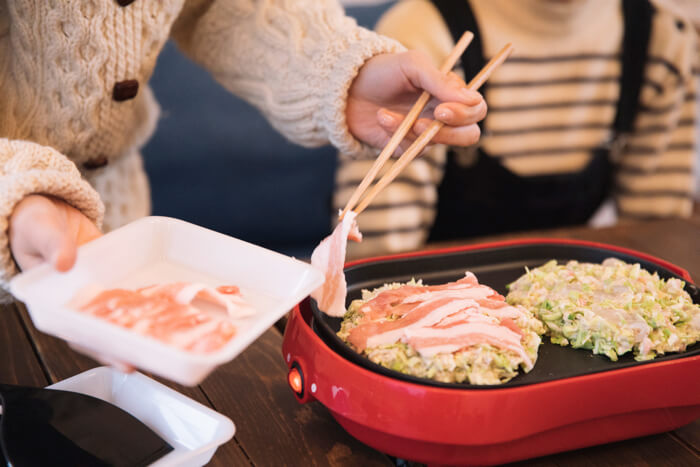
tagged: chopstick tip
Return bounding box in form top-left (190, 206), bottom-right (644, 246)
top-left (338, 207), bottom-right (355, 221)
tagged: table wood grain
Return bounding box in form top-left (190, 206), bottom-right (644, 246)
top-left (0, 303), bottom-right (47, 388)
top-left (199, 329), bottom-right (393, 467)
top-left (1, 218), bottom-right (698, 466)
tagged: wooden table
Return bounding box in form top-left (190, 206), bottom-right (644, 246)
top-left (1, 218), bottom-right (699, 466)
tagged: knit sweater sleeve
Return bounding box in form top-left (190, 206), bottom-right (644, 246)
top-left (0, 139), bottom-right (104, 298)
top-left (615, 10), bottom-right (698, 219)
top-left (171, 0), bottom-right (404, 157)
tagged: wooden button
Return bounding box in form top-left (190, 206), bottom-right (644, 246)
top-left (83, 155), bottom-right (109, 169)
top-left (115, 0), bottom-right (136, 6)
top-left (112, 80), bottom-right (139, 101)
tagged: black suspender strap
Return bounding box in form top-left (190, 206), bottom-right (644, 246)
top-left (430, 0), bottom-right (485, 92)
top-left (615, 0), bottom-right (654, 134)
top-left (430, 0), bottom-right (654, 137)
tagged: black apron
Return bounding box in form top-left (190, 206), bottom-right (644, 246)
top-left (428, 0), bottom-right (653, 241)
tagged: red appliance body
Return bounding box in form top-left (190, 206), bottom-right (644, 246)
top-left (281, 239), bottom-right (700, 466)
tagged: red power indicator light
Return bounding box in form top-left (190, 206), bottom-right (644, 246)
top-left (288, 367), bottom-right (303, 395)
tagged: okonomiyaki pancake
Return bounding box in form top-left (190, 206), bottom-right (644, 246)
top-left (506, 258), bottom-right (700, 361)
top-left (337, 272), bottom-right (545, 385)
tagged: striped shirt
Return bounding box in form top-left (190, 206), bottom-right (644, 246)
top-left (334, 0), bottom-right (699, 258)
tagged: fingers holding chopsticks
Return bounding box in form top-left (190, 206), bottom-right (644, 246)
top-left (377, 96), bottom-right (486, 148)
top-left (398, 51), bottom-right (482, 105)
top-left (434, 97), bottom-right (488, 127)
top-left (378, 57), bottom-right (486, 140)
top-left (350, 43), bottom-right (514, 216)
top-left (340, 31), bottom-right (480, 219)
top-left (414, 117), bottom-right (482, 146)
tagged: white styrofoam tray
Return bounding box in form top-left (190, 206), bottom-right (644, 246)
top-left (47, 367), bottom-right (235, 467)
top-left (11, 216), bottom-right (325, 385)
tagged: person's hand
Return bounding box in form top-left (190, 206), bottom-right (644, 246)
top-left (9, 194), bottom-right (101, 271)
top-left (9, 195), bottom-right (134, 371)
top-left (346, 50), bottom-right (487, 153)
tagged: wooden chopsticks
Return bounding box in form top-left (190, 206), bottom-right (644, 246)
top-left (351, 43), bottom-right (514, 217)
top-left (339, 31), bottom-right (474, 221)
top-left (342, 41), bottom-right (514, 218)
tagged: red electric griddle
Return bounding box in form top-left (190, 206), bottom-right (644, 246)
top-left (282, 239), bottom-right (700, 466)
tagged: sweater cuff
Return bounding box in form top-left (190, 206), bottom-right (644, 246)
top-left (0, 168), bottom-right (104, 293)
top-left (320, 28), bottom-right (405, 158)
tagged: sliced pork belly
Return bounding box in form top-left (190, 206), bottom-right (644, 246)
top-left (404, 322), bottom-right (534, 369)
top-left (346, 272), bottom-right (535, 358)
top-left (337, 272), bottom-right (545, 384)
top-left (310, 211), bottom-right (362, 317)
top-left (347, 297), bottom-right (480, 351)
top-left (72, 282), bottom-right (252, 353)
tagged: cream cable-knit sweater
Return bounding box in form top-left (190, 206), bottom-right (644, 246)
top-left (0, 0), bottom-right (403, 299)
top-left (335, 0), bottom-right (699, 259)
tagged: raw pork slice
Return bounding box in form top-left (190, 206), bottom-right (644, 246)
top-left (310, 211), bottom-right (362, 317)
top-left (337, 273), bottom-right (546, 384)
top-left (70, 282), bottom-right (253, 353)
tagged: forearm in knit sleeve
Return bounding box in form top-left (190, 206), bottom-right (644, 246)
top-left (0, 139), bottom-right (104, 297)
top-left (171, 0), bottom-right (404, 157)
top-left (615, 13), bottom-right (698, 219)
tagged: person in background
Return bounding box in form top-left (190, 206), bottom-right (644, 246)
top-left (0, 0), bottom-right (488, 301)
top-left (655, 0), bottom-right (700, 201)
top-left (334, 0), bottom-right (699, 258)
top-left (655, 0), bottom-right (700, 30)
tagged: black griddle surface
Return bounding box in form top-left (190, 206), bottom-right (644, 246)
top-left (312, 243), bottom-right (700, 389)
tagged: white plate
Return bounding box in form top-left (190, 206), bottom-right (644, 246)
top-left (11, 216), bottom-right (325, 385)
top-left (47, 367), bottom-right (235, 467)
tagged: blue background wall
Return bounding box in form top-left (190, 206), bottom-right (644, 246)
top-left (143, 3), bottom-right (394, 257)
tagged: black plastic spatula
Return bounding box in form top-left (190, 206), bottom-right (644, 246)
top-left (0, 383), bottom-right (173, 467)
